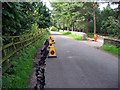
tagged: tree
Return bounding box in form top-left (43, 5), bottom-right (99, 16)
top-left (2, 2), bottom-right (52, 36)
top-left (112, 1), bottom-right (120, 23)
top-left (51, 2), bottom-right (94, 32)
top-left (101, 16), bottom-right (120, 38)
top-left (101, 4), bottom-right (117, 21)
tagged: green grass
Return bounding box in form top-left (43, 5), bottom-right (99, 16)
top-left (2, 32), bottom-right (49, 88)
top-left (62, 32), bottom-right (71, 35)
top-left (61, 32), bottom-right (83, 40)
top-left (101, 44), bottom-right (120, 56)
top-left (87, 33), bottom-right (94, 40)
top-left (87, 33), bottom-right (94, 38)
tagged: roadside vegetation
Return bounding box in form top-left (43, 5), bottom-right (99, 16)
top-left (51, 2), bottom-right (120, 57)
top-left (87, 33), bottom-right (94, 40)
top-left (2, 2), bottom-right (51, 44)
top-left (101, 44), bottom-right (120, 56)
top-left (49, 26), bottom-right (58, 31)
top-left (2, 32), bottom-right (49, 88)
top-left (2, 1), bottom-right (120, 88)
top-left (51, 2), bottom-right (120, 39)
top-left (2, 2), bottom-right (51, 88)
top-left (61, 32), bottom-right (83, 40)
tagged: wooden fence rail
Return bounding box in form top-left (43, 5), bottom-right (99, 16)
top-left (104, 37), bottom-right (120, 48)
top-left (1, 29), bottom-right (48, 73)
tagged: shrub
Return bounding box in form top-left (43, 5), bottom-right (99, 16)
top-left (31, 23), bottom-right (39, 34)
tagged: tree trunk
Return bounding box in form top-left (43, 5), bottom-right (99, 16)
top-left (72, 22), bottom-right (74, 31)
top-left (67, 27), bottom-right (69, 31)
top-left (118, 3), bottom-right (120, 24)
top-left (63, 22), bottom-right (64, 32)
top-left (93, 2), bottom-right (97, 34)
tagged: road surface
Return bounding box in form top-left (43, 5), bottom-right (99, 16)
top-left (45, 31), bottom-right (118, 88)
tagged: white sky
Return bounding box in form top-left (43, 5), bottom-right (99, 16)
top-left (41, 0), bottom-right (118, 10)
top-left (99, 3), bottom-right (118, 10)
top-left (42, 0), bottom-right (53, 10)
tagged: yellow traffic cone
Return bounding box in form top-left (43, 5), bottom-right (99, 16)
top-left (49, 40), bottom-right (53, 46)
top-left (49, 35), bottom-right (55, 44)
top-left (48, 45), bottom-right (57, 58)
top-left (49, 35), bottom-right (52, 39)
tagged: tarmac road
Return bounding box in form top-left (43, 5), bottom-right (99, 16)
top-left (45, 31), bottom-right (118, 88)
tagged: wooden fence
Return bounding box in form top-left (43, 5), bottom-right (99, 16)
top-left (104, 37), bottom-right (120, 48)
top-left (1, 29), bottom-right (48, 73)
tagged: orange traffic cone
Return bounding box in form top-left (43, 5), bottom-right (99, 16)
top-left (48, 45), bottom-right (57, 58)
top-left (94, 34), bottom-right (97, 42)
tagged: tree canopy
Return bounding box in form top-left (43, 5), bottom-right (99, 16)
top-left (51, 2), bottom-right (120, 38)
top-left (2, 2), bottom-right (52, 36)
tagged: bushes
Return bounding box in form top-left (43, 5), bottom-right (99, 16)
top-left (50, 26), bottom-right (58, 31)
top-left (2, 32), bottom-right (49, 88)
top-left (31, 23), bottom-right (39, 34)
top-left (101, 16), bottom-right (120, 37)
top-left (2, 2), bottom-right (51, 36)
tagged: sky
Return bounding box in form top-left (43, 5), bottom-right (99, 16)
top-left (99, 3), bottom-right (118, 10)
top-left (41, 0), bottom-right (118, 10)
top-left (42, 0), bottom-right (53, 10)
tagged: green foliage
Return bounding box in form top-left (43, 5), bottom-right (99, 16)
top-left (101, 16), bottom-right (120, 37)
top-left (69, 34), bottom-right (83, 40)
top-left (51, 2), bottom-right (94, 32)
top-left (50, 26), bottom-right (58, 31)
top-left (61, 32), bottom-right (71, 35)
top-left (2, 32), bottom-right (49, 88)
top-left (31, 23), bottom-right (39, 34)
top-left (61, 32), bottom-right (83, 40)
top-left (112, 2), bottom-right (120, 23)
top-left (2, 2), bottom-right (24, 36)
top-left (101, 44), bottom-right (120, 56)
top-left (101, 5), bottom-right (117, 20)
top-left (89, 4), bottom-right (117, 34)
top-left (51, 2), bottom-right (119, 38)
top-left (2, 2), bottom-right (51, 36)
top-left (87, 33), bottom-right (94, 38)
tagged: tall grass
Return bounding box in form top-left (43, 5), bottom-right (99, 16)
top-left (2, 33), bottom-right (49, 88)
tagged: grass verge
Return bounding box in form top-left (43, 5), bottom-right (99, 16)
top-left (2, 32), bottom-right (49, 88)
top-left (101, 44), bottom-right (120, 56)
top-left (87, 33), bottom-right (94, 38)
top-left (87, 33), bottom-right (94, 40)
top-left (61, 32), bottom-right (83, 40)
